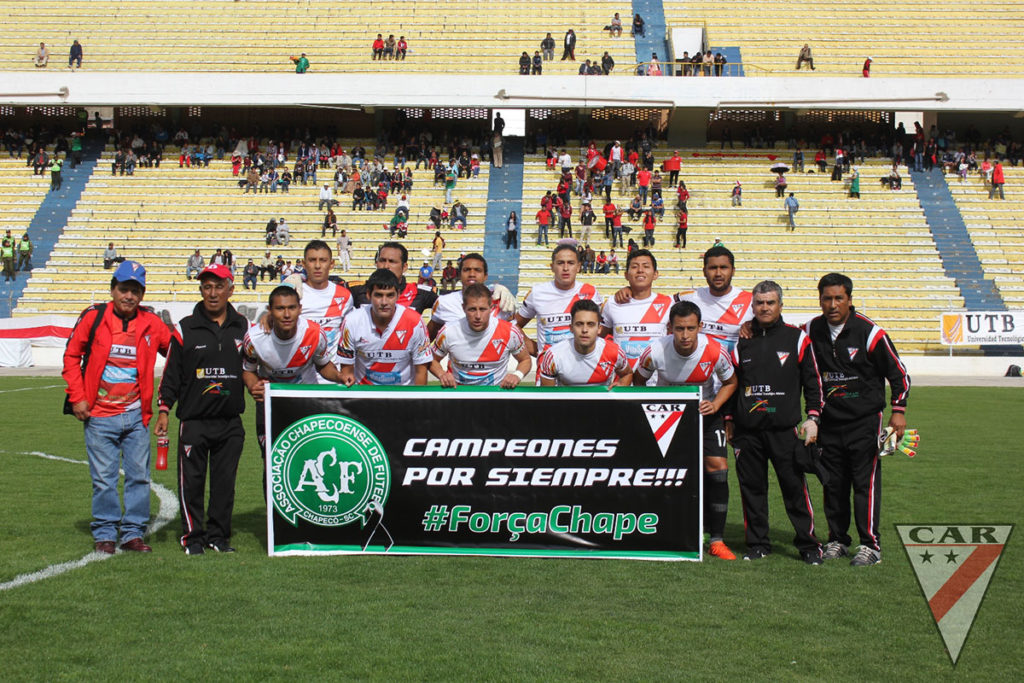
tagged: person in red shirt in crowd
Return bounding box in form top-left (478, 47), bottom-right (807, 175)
top-left (62, 261), bottom-right (175, 555)
top-left (642, 209), bottom-right (657, 247)
top-left (627, 148), bottom-right (640, 175)
top-left (637, 166), bottom-right (652, 204)
top-left (602, 198), bottom-right (617, 239)
top-left (675, 209), bottom-right (689, 248)
top-left (536, 206), bottom-right (552, 245)
top-left (372, 34), bottom-right (385, 60)
top-left (862, 57), bottom-right (872, 77)
top-left (990, 160), bottom-right (1006, 199)
top-left (677, 180), bottom-right (690, 212)
top-left (396, 36), bottom-right (408, 60)
top-left (558, 198), bottom-right (573, 238)
top-left (664, 150), bottom-right (682, 186)
top-left (815, 149), bottom-right (827, 173)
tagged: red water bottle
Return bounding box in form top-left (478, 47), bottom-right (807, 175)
top-left (156, 437), bottom-right (169, 471)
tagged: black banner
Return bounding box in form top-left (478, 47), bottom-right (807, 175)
top-left (265, 386), bottom-right (701, 560)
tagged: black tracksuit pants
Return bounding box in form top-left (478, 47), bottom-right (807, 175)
top-left (819, 413), bottom-right (883, 550)
top-left (734, 427), bottom-right (820, 553)
top-left (178, 416), bottom-right (245, 546)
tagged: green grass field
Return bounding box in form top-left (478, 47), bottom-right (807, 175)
top-left (1, 377), bottom-right (1021, 680)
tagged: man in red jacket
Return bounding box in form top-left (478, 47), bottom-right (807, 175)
top-left (62, 261), bottom-right (175, 555)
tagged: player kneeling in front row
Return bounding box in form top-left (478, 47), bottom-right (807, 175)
top-left (634, 301), bottom-right (738, 559)
top-left (539, 299), bottom-right (632, 387)
top-left (338, 268), bottom-right (432, 386)
top-left (432, 282), bottom-right (532, 388)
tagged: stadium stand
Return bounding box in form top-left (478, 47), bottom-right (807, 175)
top-left (13, 139), bottom-right (492, 315)
top-left (0, 0), bottom-right (637, 76)
top-left (948, 166), bottom-right (1024, 307)
top-left (662, 0), bottom-right (1024, 77)
top-left (519, 147), bottom-right (964, 351)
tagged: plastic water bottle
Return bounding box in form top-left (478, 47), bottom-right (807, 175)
top-left (156, 437), bottom-right (169, 471)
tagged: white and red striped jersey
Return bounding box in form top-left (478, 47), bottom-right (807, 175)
top-left (430, 287), bottom-right (514, 329)
top-left (431, 316), bottom-right (526, 386)
top-left (301, 281), bottom-right (353, 381)
top-left (338, 304), bottom-right (432, 385)
top-left (599, 292), bottom-right (673, 367)
top-left (241, 318), bottom-right (331, 384)
top-left (538, 337), bottom-right (629, 387)
top-left (518, 280), bottom-right (602, 353)
top-left (676, 287), bottom-right (752, 353)
top-left (635, 334), bottom-right (733, 399)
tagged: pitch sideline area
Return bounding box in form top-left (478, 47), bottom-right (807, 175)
top-left (0, 377), bottom-right (1019, 679)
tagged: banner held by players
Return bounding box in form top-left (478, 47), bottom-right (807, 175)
top-left (265, 386), bottom-right (702, 560)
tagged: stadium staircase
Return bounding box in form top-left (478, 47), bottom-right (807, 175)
top-left (483, 138), bottom-right (524, 294)
top-left (0, 139), bottom-right (101, 317)
top-left (910, 168), bottom-right (1021, 355)
top-left (631, 0), bottom-right (671, 71)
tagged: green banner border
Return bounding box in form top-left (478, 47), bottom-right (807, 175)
top-left (273, 543), bottom-right (699, 561)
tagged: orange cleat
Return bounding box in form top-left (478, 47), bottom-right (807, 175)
top-left (709, 540), bottom-right (737, 560)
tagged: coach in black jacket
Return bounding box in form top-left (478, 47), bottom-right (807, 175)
top-left (807, 273), bottom-right (910, 567)
top-left (725, 280), bottom-right (824, 564)
top-left (156, 265), bottom-right (249, 555)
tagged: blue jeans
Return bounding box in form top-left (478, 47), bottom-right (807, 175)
top-left (612, 226), bottom-right (623, 247)
top-left (83, 408), bottom-right (151, 543)
top-left (537, 224), bottom-right (549, 245)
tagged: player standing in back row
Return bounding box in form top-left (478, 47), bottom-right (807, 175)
top-left (598, 249), bottom-right (673, 378)
top-left (515, 244), bottom-right (602, 360)
top-left (806, 272), bottom-right (910, 567)
top-left (634, 301), bottom-right (739, 559)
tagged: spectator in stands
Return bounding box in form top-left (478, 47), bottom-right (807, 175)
top-left (322, 209), bottom-right (337, 237)
top-left (601, 51), bottom-right (615, 75)
top-left (642, 210), bottom-right (656, 247)
top-left (731, 181), bottom-right (742, 206)
top-left (637, 166), bottom-right (651, 204)
top-left (578, 203), bottom-right (595, 244)
top-left (68, 40), bottom-right (83, 70)
top-left (103, 242), bottom-right (124, 269)
top-left (445, 165), bottom-right (457, 204)
top-left (561, 29), bottom-right (576, 61)
top-left (16, 233), bottom-right (32, 271)
top-left (647, 54), bottom-right (662, 77)
top-left (632, 14), bottom-right (645, 37)
top-left (318, 183), bottom-right (338, 211)
top-left (34, 42), bottom-right (49, 68)
top-left (291, 53), bottom-right (310, 73)
top-left (690, 52), bottom-right (702, 76)
top-left (990, 160), bottom-right (1005, 199)
top-left (541, 34), bottom-right (556, 61)
top-left (610, 207), bottom-right (625, 248)
top-left (336, 229), bottom-right (352, 271)
top-left (276, 218), bottom-right (290, 246)
top-left (265, 218), bottom-right (278, 245)
top-left (186, 249), bottom-right (204, 280)
top-left (849, 168), bottom-right (860, 198)
top-left (384, 35), bottom-right (396, 60)
top-left (31, 148), bottom-right (49, 175)
top-left (714, 52), bottom-right (727, 76)
top-left (796, 44), bottom-right (814, 70)
top-left (260, 251), bottom-right (276, 281)
top-left (608, 249), bottom-right (619, 273)
top-left (675, 210), bottom-right (688, 248)
top-left (609, 13), bottom-right (623, 37)
top-left (663, 151), bottom-right (682, 186)
top-left (396, 36), bottom-right (408, 60)
top-left (862, 57), bottom-right (872, 78)
top-left (651, 194), bottom-right (665, 219)
top-left (815, 149), bottom-right (827, 173)
top-left (596, 250), bottom-right (609, 274)
top-left (450, 200), bottom-right (468, 229)
top-left (677, 180), bottom-right (689, 212)
top-left (785, 192), bottom-right (799, 230)
top-left (431, 231), bottom-right (446, 271)
top-left (628, 195), bottom-right (643, 220)
top-left (506, 211), bottom-right (518, 249)
top-left (883, 164), bottom-right (902, 191)
top-left (243, 259), bottom-right (259, 290)
top-left (372, 34), bottom-right (385, 60)
top-left (536, 205), bottom-right (552, 246)
top-left (352, 183), bottom-right (366, 210)
top-left (441, 260), bottom-right (458, 292)
top-left (244, 167), bottom-right (259, 193)
top-left (279, 168), bottom-right (292, 193)
top-left (519, 51), bottom-right (531, 75)
top-left (793, 148), bottom-right (805, 173)
top-left (702, 50), bottom-right (714, 76)
top-left (578, 60), bottom-right (591, 76)
top-left (775, 172), bottom-right (788, 197)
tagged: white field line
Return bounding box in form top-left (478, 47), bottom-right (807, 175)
top-left (0, 384), bottom-right (63, 394)
top-left (0, 451), bottom-right (176, 593)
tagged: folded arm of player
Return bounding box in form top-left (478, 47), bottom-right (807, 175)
top-left (700, 372), bottom-right (737, 415)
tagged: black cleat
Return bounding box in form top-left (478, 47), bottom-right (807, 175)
top-left (207, 539), bottom-right (235, 553)
top-left (802, 550), bottom-right (824, 565)
top-left (743, 547), bottom-right (771, 561)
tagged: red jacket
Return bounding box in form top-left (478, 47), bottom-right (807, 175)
top-left (993, 164), bottom-right (1005, 184)
top-left (62, 304), bottom-right (175, 427)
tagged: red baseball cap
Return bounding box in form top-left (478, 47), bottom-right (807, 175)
top-left (198, 264), bottom-right (233, 281)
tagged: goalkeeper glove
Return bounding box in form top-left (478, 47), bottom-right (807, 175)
top-left (491, 283), bottom-right (517, 315)
top-left (878, 427), bottom-right (919, 457)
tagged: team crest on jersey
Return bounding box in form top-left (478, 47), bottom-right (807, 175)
top-left (847, 347), bottom-right (859, 360)
top-left (491, 338), bottom-right (506, 352)
top-left (299, 344), bottom-right (312, 357)
top-left (731, 303), bottom-right (745, 316)
top-left (642, 403), bottom-right (686, 458)
top-left (699, 361), bottom-right (712, 374)
top-left (653, 303), bottom-right (665, 315)
top-left (598, 360), bottom-right (613, 376)
top-left (777, 351), bottom-right (790, 366)
top-left (396, 329), bottom-right (408, 344)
